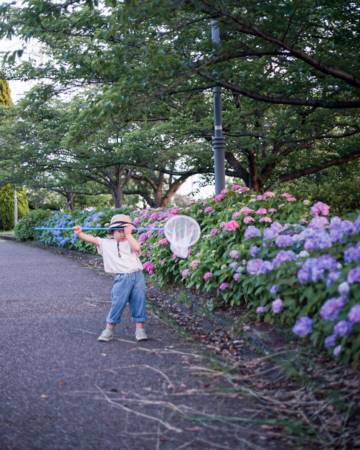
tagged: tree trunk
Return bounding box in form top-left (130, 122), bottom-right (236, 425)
top-left (112, 185), bottom-right (124, 208)
top-left (65, 191), bottom-right (75, 210)
top-left (153, 173), bottom-right (165, 208)
top-left (248, 151), bottom-right (263, 192)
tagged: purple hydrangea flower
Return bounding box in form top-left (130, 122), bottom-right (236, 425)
top-left (326, 271), bottom-right (341, 287)
top-left (219, 282), bottom-right (230, 290)
top-left (210, 228), bottom-right (220, 237)
top-left (229, 261), bottom-right (238, 270)
top-left (260, 261), bottom-right (274, 274)
top-left (203, 272), bottom-right (213, 282)
top-left (320, 297), bottom-right (344, 321)
top-left (139, 233), bottom-right (149, 243)
top-left (355, 215), bottom-right (360, 232)
top-left (348, 304), bottom-right (360, 323)
top-left (347, 267), bottom-right (360, 284)
top-left (249, 245), bottom-right (260, 257)
top-left (333, 345), bottom-right (342, 357)
top-left (233, 273), bottom-right (241, 281)
top-left (304, 231), bottom-right (332, 251)
top-left (269, 284), bottom-right (279, 295)
top-left (244, 226), bottom-right (261, 240)
top-left (272, 250), bottom-right (296, 268)
top-left (329, 218), bottom-right (356, 243)
top-left (297, 255), bottom-right (338, 284)
top-left (272, 298), bottom-right (283, 314)
top-left (324, 335), bottom-right (337, 349)
top-left (309, 216), bottom-right (329, 229)
top-left (292, 316), bottom-right (313, 337)
top-left (246, 259), bottom-right (264, 275)
top-left (334, 320), bottom-right (352, 337)
top-left (344, 243), bottom-right (360, 263)
top-left (263, 222), bottom-right (283, 240)
top-left (338, 282), bottom-right (350, 297)
top-left (256, 306), bottom-right (268, 314)
top-left (275, 235), bottom-right (293, 248)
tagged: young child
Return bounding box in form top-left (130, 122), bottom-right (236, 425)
top-left (73, 213), bottom-right (148, 342)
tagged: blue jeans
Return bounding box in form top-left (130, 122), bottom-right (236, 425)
top-left (107, 271), bottom-right (147, 324)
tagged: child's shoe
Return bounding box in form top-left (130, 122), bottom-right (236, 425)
top-left (135, 328), bottom-right (148, 341)
top-left (97, 328), bottom-right (113, 342)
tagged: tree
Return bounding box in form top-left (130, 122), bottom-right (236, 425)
top-left (1, 0), bottom-right (359, 197)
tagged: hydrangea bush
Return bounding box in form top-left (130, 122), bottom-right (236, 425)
top-left (31, 187), bottom-right (360, 365)
top-left (31, 207), bottom-right (131, 253)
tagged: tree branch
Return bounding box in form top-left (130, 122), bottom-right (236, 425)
top-left (277, 151), bottom-right (360, 183)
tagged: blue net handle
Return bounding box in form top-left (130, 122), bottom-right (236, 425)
top-left (34, 226), bottom-right (163, 232)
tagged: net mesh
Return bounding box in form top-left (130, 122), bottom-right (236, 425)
top-left (164, 215), bottom-right (201, 258)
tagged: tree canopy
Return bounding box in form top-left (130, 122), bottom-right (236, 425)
top-left (0, 0), bottom-right (359, 208)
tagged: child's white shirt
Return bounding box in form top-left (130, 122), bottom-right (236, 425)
top-left (97, 238), bottom-right (143, 274)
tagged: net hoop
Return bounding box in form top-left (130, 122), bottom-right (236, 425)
top-left (164, 215), bottom-right (201, 258)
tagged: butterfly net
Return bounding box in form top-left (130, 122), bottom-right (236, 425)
top-left (164, 215), bottom-right (201, 258)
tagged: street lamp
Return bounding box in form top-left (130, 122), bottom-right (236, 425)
top-left (211, 19), bottom-right (225, 194)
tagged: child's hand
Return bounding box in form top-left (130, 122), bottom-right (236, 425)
top-left (73, 225), bottom-right (82, 235)
top-left (124, 223), bottom-right (135, 236)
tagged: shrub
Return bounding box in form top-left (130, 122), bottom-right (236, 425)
top-left (15, 209), bottom-right (52, 241)
top-left (33, 188), bottom-right (360, 365)
top-left (36, 207), bottom-right (132, 253)
top-left (0, 184), bottom-right (29, 230)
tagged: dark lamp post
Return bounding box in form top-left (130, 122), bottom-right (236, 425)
top-left (211, 19), bottom-right (225, 194)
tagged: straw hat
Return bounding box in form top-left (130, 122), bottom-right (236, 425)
top-left (107, 214), bottom-right (132, 231)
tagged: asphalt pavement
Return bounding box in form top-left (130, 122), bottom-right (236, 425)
top-left (0, 238), bottom-right (285, 450)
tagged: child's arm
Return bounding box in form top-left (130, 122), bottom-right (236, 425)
top-left (124, 224), bottom-right (141, 254)
top-left (73, 225), bottom-right (101, 246)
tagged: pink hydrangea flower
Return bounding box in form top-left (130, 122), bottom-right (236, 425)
top-left (311, 201), bottom-right (330, 217)
top-left (221, 220), bottom-right (240, 231)
top-left (158, 238), bottom-right (169, 246)
top-left (214, 193), bottom-right (225, 202)
top-left (219, 282), bottom-right (230, 290)
top-left (256, 208), bottom-right (268, 215)
top-left (239, 207), bottom-right (254, 215)
top-left (169, 207), bottom-right (180, 215)
top-left (143, 261), bottom-right (155, 275)
top-left (259, 217), bottom-right (272, 223)
top-left (221, 188), bottom-right (229, 194)
top-left (239, 186), bottom-right (250, 192)
top-left (232, 211), bottom-right (242, 219)
top-left (181, 269), bottom-right (190, 279)
top-left (210, 228), bottom-right (220, 236)
top-left (232, 184), bottom-right (242, 191)
top-left (203, 272), bottom-right (213, 281)
top-left (256, 194), bottom-right (265, 201)
top-left (282, 192), bottom-right (296, 202)
top-left (229, 250), bottom-right (241, 259)
top-left (190, 259), bottom-right (200, 269)
top-left (243, 216), bottom-right (255, 224)
top-left (204, 206), bottom-right (214, 213)
top-left (268, 208), bottom-right (277, 213)
top-left (263, 191), bottom-right (276, 199)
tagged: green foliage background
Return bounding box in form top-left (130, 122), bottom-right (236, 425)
top-left (0, 184), bottom-right (29, 230)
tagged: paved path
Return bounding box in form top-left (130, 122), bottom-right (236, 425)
top-left (0, 239), bottom-right (286, 450)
